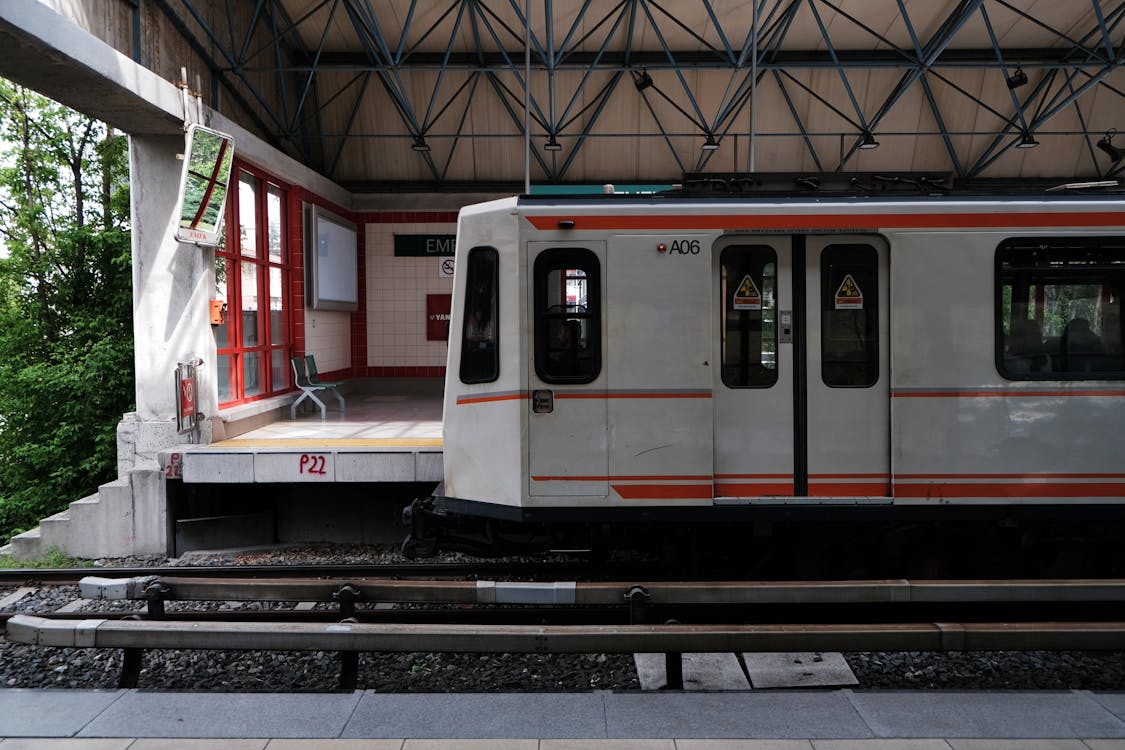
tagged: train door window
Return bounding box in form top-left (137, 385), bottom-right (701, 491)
top-left (821, 244), bottom-right (879, 387)
top-left (459, 247), bottom-right (499, 384)
top-left (534, 248), bottom-right (601, 384)
top-left (997, 239), bottom-right (1125, 380)
top-left (720, 246), bottom-right (777, 387)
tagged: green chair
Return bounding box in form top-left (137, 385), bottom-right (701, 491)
top-left (290, 355), bottom-right (345, 419)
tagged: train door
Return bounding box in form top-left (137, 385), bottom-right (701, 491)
top-left (804, 236), bottom-right (890, 497)
top-left (527, 242), bottom-right (608, 497)
top-left (713, 235), bottom-right (890, 499)
top-left (604, 235), bottom-right (714, 501)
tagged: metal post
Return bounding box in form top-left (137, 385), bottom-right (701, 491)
top-left (118, 647), bottom-right (144, 689)
top-left (334, 584), bottom-right (362, 690)
top-left (524, 0), bottom-right (531, 194)
top-left (664, 651), bottom-right (684, 690)
top-left (750, 0), bottom-right (757, 173)
top-left (625, 586), bottom-right (650, 624)
top-left (119, 582), bottom-right (171, 688)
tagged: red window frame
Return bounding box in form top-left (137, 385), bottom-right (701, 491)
top-left (215, 163), bottom-right (292, 407)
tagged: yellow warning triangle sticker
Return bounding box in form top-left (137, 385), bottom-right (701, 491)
top-left (834, 274), bottom-right (863, 310)
top-left (733, 274), bottom-right (762, 310)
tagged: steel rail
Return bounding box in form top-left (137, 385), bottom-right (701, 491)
top-left (0, 561), bottom-right (600, 586)
top-left (5, 601), bottom-right (1125, 630)
top-left (75, 576), bottom-right (1125, 606)
top-left (10, 614), bottom-right (1125, 653)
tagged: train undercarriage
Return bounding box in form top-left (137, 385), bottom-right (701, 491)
top-left (402, 494), bottom-right (1125, 579)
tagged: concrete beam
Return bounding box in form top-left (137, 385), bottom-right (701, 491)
top-left (0, 1), bottom-right (351, 208)
top-left (0, 2), bottom-right (182, 136)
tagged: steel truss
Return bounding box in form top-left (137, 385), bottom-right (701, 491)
top-left (155, 0), bottom-right (1125, 187)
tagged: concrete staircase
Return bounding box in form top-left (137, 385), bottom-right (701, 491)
top-left (6, 472), bottom-right (165, 560)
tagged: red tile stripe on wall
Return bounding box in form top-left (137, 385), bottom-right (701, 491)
top-left (362, 366), bottom-right (447, 377)
top-left (287, 188), bottom-right (306, 361)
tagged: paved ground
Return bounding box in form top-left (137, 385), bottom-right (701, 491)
top-left (2, 689), bottom-right (1125, 746)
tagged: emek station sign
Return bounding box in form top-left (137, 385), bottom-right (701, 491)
top-left (394, 234), bottom-right (456, 257)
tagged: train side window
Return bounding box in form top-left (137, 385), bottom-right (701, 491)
top-left (997, 239), bottom-right (1125, 380)
top-left (821, 244), bottom-right (879, 388)
top-left (459, 246), bottom-right (499, 384)
top-left (534, 248), bottom-right (601, 384)
top-left (720, 246), bottom-right (778, 388)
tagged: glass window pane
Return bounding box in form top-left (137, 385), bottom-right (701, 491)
top-left (460, 247), bottom-right (500, 384)
top-left (213, 256), bottom-right (232, 349)
top-left (998, 240), bottom-right (1125, 379)
top-left (217, 353), bottom-right (233, 404)
top-left (241, 264), bottom-right (260, 347)
top-left (821, 244), bottom-right (879, 388)
top-left (720, 246), bottom-right (778, 388)
top-left (267, 185), bottom-right (283, 263)
top-left (243, 352), bottom-right (263, 398)
top-left (534, 248), bottom-right (600, 384)
top-left (270, 349), bottom-right (288, 392)
top-left (238, 172), bottom-right (258, 258)
top-left (269, 267), bottom-right (285, 344)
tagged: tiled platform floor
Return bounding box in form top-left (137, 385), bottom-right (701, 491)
top-left (217, 380), bottom-right (443, 445)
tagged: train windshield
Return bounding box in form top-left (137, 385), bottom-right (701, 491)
top-left (459, 247), bottom-right (499, 383)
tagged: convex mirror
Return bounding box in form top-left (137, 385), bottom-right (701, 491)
top-left (175, 125), bottom-right (234, 245)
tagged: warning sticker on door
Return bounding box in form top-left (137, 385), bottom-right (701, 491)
top-left (834, 274), bottom-right (864, 310)
top-left (733, 274), bottom-right (762, 310)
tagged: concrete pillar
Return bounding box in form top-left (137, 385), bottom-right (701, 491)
top-left (129, 133), bottom-right (219, 426)
top-left (115, 134), bottom-right (221, 553)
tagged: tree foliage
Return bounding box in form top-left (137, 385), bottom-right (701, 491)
top-left (0, 80), bottom-right (134, 543)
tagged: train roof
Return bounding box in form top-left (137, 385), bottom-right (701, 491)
top-left (508, 173), bottom-right (1125, 206)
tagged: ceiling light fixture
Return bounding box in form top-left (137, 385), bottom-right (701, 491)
top-left (701, 134), bottom-right (720, 151)
top-left (634, 70), bottom-right (653, 91)
top-left (543, 135), bottom-right (562, 151)
top-left (1006, 66), bottom-right (1028, 89)
top-left (411, 136), bottom-right (430, 153)
top-left (1097, 130), bottom-right (1124, 163)
top-left (1016, 130), bottom-right (1039, 149)
top-left (858, 131), bottom-right (880, 149)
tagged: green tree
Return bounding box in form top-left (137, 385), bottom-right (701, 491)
top-left (0, 80), bottom-right (134, 543)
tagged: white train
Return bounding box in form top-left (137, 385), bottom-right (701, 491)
top-left (404, 187), bottom-right (1125, 565)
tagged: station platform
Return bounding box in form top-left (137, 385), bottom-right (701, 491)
top-left (2, 689), bottom-right (1125, 746)
top-left (182, 380), bottom-right (444, 485)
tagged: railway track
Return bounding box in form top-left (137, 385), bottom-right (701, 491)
top-left (0, 560), bottom-right (607, 586)
top-left (5, 574), bottom-right (1125, 690)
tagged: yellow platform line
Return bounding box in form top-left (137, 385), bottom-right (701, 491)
top-left (210, 437), bottom-right (443, 448)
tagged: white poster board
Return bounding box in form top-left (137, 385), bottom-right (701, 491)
top-left (305, 204), bottom-right (358, 311)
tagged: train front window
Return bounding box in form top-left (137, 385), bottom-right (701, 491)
top-left (459, 247), bottom-right (499, 384)
top-left (821, 244), bottom-right (879, 388)
top-left (720, 246), bottom-right (777, 388)
top-left (534, 248), bottom-right (601, 384)
top-left (997, 240), bottom-right (1125, 380)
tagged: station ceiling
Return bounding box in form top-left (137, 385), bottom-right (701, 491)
top-left (39, 1), bottom-right (1125, 191)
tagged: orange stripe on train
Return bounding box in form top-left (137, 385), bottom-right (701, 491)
top-left (612, 483), bottom-right (715, 500)
top-left (894, 482), bottom-right (1125, 498)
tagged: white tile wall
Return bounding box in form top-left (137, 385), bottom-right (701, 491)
top-left (304, 309), bottom-right (351, 373)
top-left (365, 222), bottom-right (455, 368)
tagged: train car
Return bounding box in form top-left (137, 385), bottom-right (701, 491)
top-left (404, 186), bottom-right (1125, 573)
